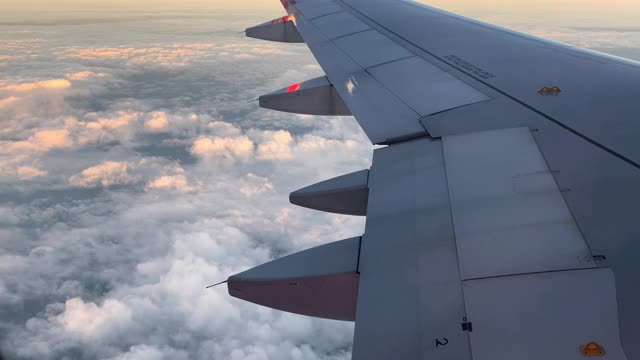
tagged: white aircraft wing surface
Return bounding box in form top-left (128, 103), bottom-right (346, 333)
top-left (227, 1), bottom-right (640, 359)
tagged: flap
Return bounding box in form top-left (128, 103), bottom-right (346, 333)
top-left (463, 268), bottom-right (627, 360)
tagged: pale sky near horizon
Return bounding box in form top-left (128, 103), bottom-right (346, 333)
top-left (3, 0), bottom-right (640, 19)
top-left (1, 1), bottom-right (639, 359)
top-left (2, 0), bottom-right (639, 11)
top-left (3, 0), bottom-right (640, 39)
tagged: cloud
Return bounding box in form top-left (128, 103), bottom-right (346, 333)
top-left (33, 129), bottom-right (73, 149)
top-left (232, 53), bottom-right (256, 60)
top-left (86, 112), bottom-right (138, 131)
top-left (107, 344), bottom-right (188, 360)
top-left (0, 78), bottom-right (79, 148)
top-left (143, 112), bottom-right (169, 132)
top-left (58, 298), bottom-right (132, 337)
top-left (17, 166), bottom-right (47, 179)
top-left (0, 11), bottom-right (370, 360)
top-left (0, 96), bottom-right (18, 108)
top-left (60, 42), bottom-right (295, 69)
top-left (206, 121), bottom-right (244, 137)
top-left (7, 128), bottom-right (73, 153)
top-left (145, 174), bottom-right (200, 193)
top-left (68, 161), bottom-right (137, 188)
top-left (0, 79), bottom-right (71, 93)
top-left (66, 71), bottom-right (106, 81)
top-left (239, 173), bottom-right (274, 197)
top-left (190, 136), bottom-right (254, 160)
top-left (64, 47), bottom-right (150, 60)
top-left (1, 204), bottom-right (357, 358)
top-left (257, 130), bottom-right (293, 160)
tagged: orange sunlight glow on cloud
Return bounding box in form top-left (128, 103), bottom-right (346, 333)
top-left (0, 79), bottom-right (71, 93)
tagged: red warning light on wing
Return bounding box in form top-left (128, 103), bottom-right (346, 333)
top-left (287, 83), bottom-right (302, 93)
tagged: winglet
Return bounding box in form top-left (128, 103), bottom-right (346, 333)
top-left (245, 16), bottom-right (303, 43)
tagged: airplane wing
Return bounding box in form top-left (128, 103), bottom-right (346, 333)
top-left (227, 1), bottom-right (640, 359)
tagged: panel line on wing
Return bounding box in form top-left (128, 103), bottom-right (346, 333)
top-left (359, 68), bottom-right (423, 117)
top-left (330, 28), bottom-right (375, 41)
top-left (311, 11), bottom-right (371, 39)
top-left (461, 266), bottom-right (600, 282)
top-left (292, 8), bottom-right (426, 143)
top-left (308, 10), bottom-right (345, 20)
top-left (361, 55), bottom-right (415, 70)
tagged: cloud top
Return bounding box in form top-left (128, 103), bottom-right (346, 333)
top-left (0, 9), bottom-right (373, 360)
top-left (68, 161), bottom-right (136, 188)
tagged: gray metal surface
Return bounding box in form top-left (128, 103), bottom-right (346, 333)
top-left (353, 139), bottom-right (471, 360)
top-left (463, 268), bottom-right (627, 360)
top-left (342, 0), bottom-right (640, 164)
top-left (280, 1), bottom-right (640, 355)
top-left (311, 11), bottom-right (371, 40)
top-left (294, 0), bottom-right (343, 19)
top-left (259, 76), bottom-right (351, 115)
top-left (339, 69), bottom-right (424, 142)
top-left (333, 30), bottom-right (414, 68)
top-left (419, 97), bottom-right (535, 138)
top-left (368, 56), bottom-right (490, 117)
top-left (291, 7), bottom-right (427, 143)
top-left (237, 0), bottom-right (640, 357)
top-left (231, 236), bottom-right (360, 280)
top-left (290, 169), bottom-right (369, 215)
top-left (442, 128), bottom-right (595, 279)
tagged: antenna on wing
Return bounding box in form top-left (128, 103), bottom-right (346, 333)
top-left (206, 280), bottom-right (227, 289)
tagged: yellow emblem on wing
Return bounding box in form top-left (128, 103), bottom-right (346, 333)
top-left (538, 86), bottom-right (562, 95)
top-left (580, 341), bottom-right (606, 356)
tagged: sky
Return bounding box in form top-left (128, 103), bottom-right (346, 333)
top-left (0, 1), bottom-right (639, 359)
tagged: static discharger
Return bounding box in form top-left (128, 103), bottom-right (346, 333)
top-left (580, 342), bottom-right (606, 356)
top-left (538, 86), bottom-right (562, 95)
top-left (206, 280), bottom-right (227, 289)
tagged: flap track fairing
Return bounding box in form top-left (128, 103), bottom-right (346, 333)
top-left (290, 169), bottom-right (369, 215)
top-left (259, 76), bottom-right (352, 116)
top-left (227, 237), bottom-right (362, 321)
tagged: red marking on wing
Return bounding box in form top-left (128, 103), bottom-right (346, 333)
top-left (287, 82), bottom-right (302, 93)
top-left (271, 15), bottom-right (293, 24)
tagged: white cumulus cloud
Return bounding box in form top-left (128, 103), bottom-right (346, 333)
top-left (68, 161), bottom-right (137, 188)
top-left (191, 136), bottom-right (254, 160)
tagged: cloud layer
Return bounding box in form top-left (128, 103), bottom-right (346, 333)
top-left (0, 8), bottom-right (371, 360)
